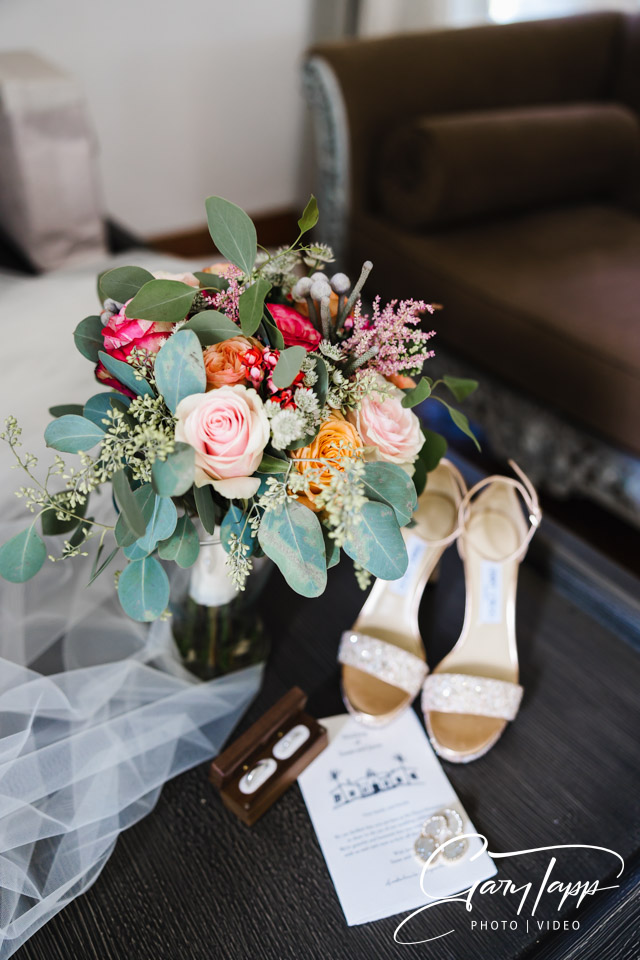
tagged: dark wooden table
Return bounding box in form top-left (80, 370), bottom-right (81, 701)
top-left (14, 457), bottom-right (640, 960)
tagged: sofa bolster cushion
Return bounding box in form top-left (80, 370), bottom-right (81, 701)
top-left (377, 103), bottom-right (640, 228)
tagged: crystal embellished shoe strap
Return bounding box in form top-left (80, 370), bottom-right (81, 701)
top-left (339, 632), bottom-right (428, 697)
top-left (421, 673), bottom-right (523, 721)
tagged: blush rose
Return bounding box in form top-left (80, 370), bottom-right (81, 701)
top-left (152, 270), bottom-right (200, 288)
top-left (175, 385), bottom-right (269, 498)
top-left (348, 378), bottom-right (423, 469)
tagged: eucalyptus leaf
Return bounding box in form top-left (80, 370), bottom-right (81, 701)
top-left (158, 514), bottom-right (200, 568)
top-left (99, 265), bottom-right (154, 304)
top-left (194, 271), bottom-right (229, 291)
top-left (125, 279), bottom-right (197, 325)
top-left (343, 501), bottom-right (408, 580)
top-left (205, 196), bottom-right (257, 277)
top-left (361, 462), bottom-right (418, 526)
top-left (88, 544), bottom-right (119, 585)
top-left (314, 356), bottom-right (328, 408)
top-left (68, 515), bottom-right (94, 548)
top-left (419, 429), bottom-right (447, 473)
top-left (151, 442), bottom-right (195, 496)
top-left (154, 330), bottom-right (206, 414)
top-left (238, 279), bottom-right (271, 337)
top-left (73, 315), bottom-right (103, 362)
top-left (322, 525), bottom-right (340, 569)
top-left (182, 310), bottom-right (240, 346)
top-left (413, 457), bottom-right (427, 499)
top-left (97, 351), bottom-right (154, 397)
top-left (263, 308), bottom-right (285, 349)
top-left (257, 498), bottom-right (326, 597)
top-left (298, 195), bottom-right (319, 235)
top-left (49, 404), bottom-right (84, 418)
top-left (44, 415), bottom-right (105, 453)
top-left (220, 505), bottom-right (255, 556)
top-left (117, 555), bottom-right (170, 622)
top-left (272, 345), bottom-right (306, 390)
top-left (432, 397), bottom-right (481, 451)
top-left (401, 377), bottom-right (432, 409)
top-left (84, 392), bottom-right (127, 428)
top-left (41, 493), bottom-right (88, 536)
top-left (257, 454), bottom-right (289, 474)
top-left (124, 496), bottom-right (177, 560)
top-left (0, 523), bottom-right (47, 582)
top-left (112, 471), bottom-right (150, 541)
top-left (442, 375), bottom-right (478, 403)
top-left (194, 483), bottom-right (216, 535)
top-left (114, 483), bottom-right (156, 547)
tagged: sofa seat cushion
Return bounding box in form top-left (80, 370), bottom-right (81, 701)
top-left (350, 205), bottom-right (640, 453)
top-left (377, 104), bottom-right (640, 228)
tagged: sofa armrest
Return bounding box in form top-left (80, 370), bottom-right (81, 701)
top-left (306, 11), bottom-right (625, 238)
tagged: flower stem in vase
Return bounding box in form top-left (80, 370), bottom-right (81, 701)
top-left (169, 528), bottom-right (271, 682)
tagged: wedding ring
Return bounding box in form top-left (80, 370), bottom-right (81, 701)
top-left (239, 758), bottom-right (277, 795)
top-left (442, 807), bottom-right (464, 835)
top-left (440, 837), bottom-right (469, 864)
top-left (420, 814), bottom-right (448, 842)
top-left (414, 834), bottom-right (438, 863)
top-left (413, 805), bottom-right (468, 867)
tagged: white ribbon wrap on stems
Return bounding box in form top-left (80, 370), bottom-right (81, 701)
top-left (0, 511), bottom-right (263, 959)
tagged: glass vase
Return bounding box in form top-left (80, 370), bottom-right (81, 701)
top-left (168, 527), bottom-right (271, 682)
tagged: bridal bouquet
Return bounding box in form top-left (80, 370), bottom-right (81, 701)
top-left (0, 196), bottom-right (478, 620)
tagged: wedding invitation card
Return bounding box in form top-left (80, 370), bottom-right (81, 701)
top-left (298, 709), bottom-right (496, 925)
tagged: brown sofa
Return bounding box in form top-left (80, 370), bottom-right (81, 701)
top-left (305, 12), bottom-right (640, 464)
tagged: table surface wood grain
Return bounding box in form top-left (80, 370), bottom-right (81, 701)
top-left (14, 458), bottom-right (640, 960)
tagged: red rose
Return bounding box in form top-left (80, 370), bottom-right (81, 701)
top-left (95, 304), bottom-right (174, 395)
top-left (267, 303), bottom-right (321, 351)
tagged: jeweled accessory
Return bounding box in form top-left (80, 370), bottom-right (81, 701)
top-left (210, 687), bottom-right (327, 826)
top-left (338, 460), bottom-right (467, 726)
top-left (422, 461), bottom-right (541, 763)
top-left (414, 807), bottom-right (469, 866)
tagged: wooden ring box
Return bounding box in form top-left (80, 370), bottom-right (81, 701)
top-left (210, 687), bottom-right (327, 826)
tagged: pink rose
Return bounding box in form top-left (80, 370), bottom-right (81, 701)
top-left (95, 304), bottom-right (174, 396)
top-left (153, 270), bottom-right (200, 288)
top-left (348, 381), bottom-right (423, 468)
top-left (175, 385), bottom-right (269, 498)
top-left (267, 303), bottom-right (321, 351)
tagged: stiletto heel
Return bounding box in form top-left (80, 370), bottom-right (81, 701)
top-left (338, 459), bottom-right (466, 726)
top-left (421, 461), bottom-right (542, 762)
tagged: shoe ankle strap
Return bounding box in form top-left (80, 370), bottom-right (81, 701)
top-left (456, 460), bottom-right (542, 564)
top-left (419, 458), bottom-right (469, 549)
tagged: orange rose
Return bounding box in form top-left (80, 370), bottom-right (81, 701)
top-left (290, 412), bottom-right (363, 511)
top-left (203, 336), bottom-right (260, 390)
top-left (386, 373), bottom-right (417, 389)
top-left (203, 262), bottom-right (234, 275)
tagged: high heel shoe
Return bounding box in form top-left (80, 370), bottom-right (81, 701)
top-left (338, 459), bottom-right (467, 725)
top-left (421, 461), bottom-right (541, 762)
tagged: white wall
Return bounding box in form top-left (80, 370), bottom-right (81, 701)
top-left (0, 0), bottom-right (313, 237)
top-left (489, 0), bottom-right (639, 22)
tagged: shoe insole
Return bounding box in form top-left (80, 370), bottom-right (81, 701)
top-left (428, 482), bottom-right (527, 759)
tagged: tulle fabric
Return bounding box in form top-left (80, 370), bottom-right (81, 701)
top-left (0, 252), bottom-right (264, 957)
top-left (0, 510), bottom-right (263, 959)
